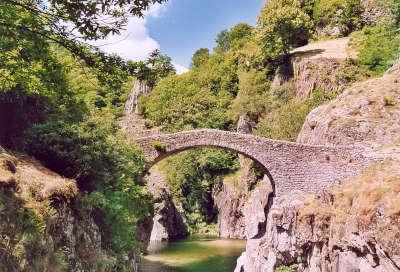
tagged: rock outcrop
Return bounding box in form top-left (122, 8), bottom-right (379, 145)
top-left (236, 161), bottom-right (400, 272)
top-left (213, 158), bottom-right (263, 239)
top-left (145, 167), bottom-right (188, 243)
top-left (297, 64), bottom-right (400, 160)
top-left (121, 81), bottom-right (188, 243)
top-left (125, 80), bottom-right (151, 115)
top-left (361, 0), bottom-right (393, 25)
top-left (0, 150), bottom-right (135, 272)
top-left (290, 38), bottom-right (357, 100)
top-left (235, 65), bottom-right (400, 272)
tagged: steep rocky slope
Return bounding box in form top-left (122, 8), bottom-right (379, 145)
top-left (145, 167), bottom-right (188, 242)
top-left (235, 65), bottom-right (400, 272)
top-left (298, 64), bottom-right (400, 160)
top-left (0, 150), bottom-right (131, 271)
top-left (121, 81), bottom-right (188, 244)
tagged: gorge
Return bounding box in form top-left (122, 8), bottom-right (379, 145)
top-left (1, 0), bottom-right (399, 271)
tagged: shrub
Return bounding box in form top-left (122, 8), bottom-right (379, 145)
top-left (150, 140), bottom-right (167, 152)
top-left (254, 88), bottom-right (338, 141)
top-left (351, 20), bottom-right (400, 76)
top-left (276, 264), bottom-right (300, 272)
top-left (313, 0), bottom-right (364, 34)
top-left (256, 0), bottom-right (314, 60)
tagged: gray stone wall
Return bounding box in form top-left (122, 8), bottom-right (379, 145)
top-left (136, 129), bottom-right (373, 196)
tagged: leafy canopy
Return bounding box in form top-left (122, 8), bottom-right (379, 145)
top-left (256, 0), bottom-right (313, 60)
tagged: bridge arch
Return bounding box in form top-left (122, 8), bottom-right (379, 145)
top-left (135, 129), bottom-right (369, 196)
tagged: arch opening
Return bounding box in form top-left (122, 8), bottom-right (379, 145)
top-left (143, 144), bottom-right (276, 195)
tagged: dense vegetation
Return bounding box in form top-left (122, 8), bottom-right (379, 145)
top-left (1, 0), bottom-right (399, 268)
top-left (139, 0), bottom-right (400, 231)
top-left (0, 0), bottom-right (174, 269)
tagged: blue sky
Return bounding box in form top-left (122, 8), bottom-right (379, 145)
top-left (98, 1), bottom-right (265, 73)
top-left (147, 0), bottom-right (265, 68)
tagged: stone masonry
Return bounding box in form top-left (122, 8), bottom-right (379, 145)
top-left (136, 129), bottom-right (374, 196)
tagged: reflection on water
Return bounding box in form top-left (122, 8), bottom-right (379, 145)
top-left (139, 237), bottom-right (245, 272)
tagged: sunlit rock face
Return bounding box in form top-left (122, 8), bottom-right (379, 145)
top-left (145, 167), bottom-right (188, 243)
top-left (235, 64), bottom-right (400, 272)
top-left (235, 180), bottom-right (400, 272)
top-left (297, 64), bottom-right (400, 161)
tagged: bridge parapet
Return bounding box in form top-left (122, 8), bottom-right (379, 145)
top-left (136, 129), bottom-right (371, 196)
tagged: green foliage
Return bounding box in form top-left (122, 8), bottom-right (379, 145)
top-left (351, 20), bottom-right (400, 76)
top-left (313, 0), bottom-right (364, 34)
top-left (276, 264), bottom-right (299, 272)
top-left (215, 23), bottom-right (253, 53)
top-left (160, 149), bottom-right (240, 230)
top-left (145, 49), bottom-right (176, 87)
top-left (140, 53), bottom-right (239, 132)
top-left (151, 140), bottom-right (167, 153)
top-left (254, 86), bottom-right (338, 141)
top-left (1, 0), bottom-right (166, 43)
top-left (256, 0), bottom-right (314, 60)
top-left (0, 18), bottom-right (151, 268)
top-left (0, 2), bottom-right (65, 96)
top-left (230, 69), bottom-right (271, 119)
top-left (191, 48), bottom-right (210, 69)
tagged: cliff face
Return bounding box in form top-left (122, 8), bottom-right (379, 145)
top-left (235, 65), bottom-right (400, 272)
top-left (145, 167), bottom-right (188, 243)
top-left (297, 64), bottom-right (400, 160)
top-left (0, 150), bottom-right (134, 272)
top-left (290, 38), bottom-right (358, 100)
top-left (213, 156), bottom-right (262, 239)
top-left (236, 161), bottom-right (400, 272)
top-left (121, 81), bottom-right (188, 243)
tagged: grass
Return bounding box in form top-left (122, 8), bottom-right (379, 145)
top-left (300, 159), bottom-right (400, 225)
top-left (150, 140), bottom-right (167, 153)
top-left (0, 149), bottom-right (79, 271)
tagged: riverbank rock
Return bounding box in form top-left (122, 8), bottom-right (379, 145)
top-left (236, 65), bottom-right (400, 272)
top-left (236, 160), bottom-right (400, 272)
top-left (146, 167), bottom-right (188, 243)
top-left (0, 149), bottom-right (135, 272)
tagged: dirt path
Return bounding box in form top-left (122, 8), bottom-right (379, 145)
top-left (291, 37), bottom-right (355, 59)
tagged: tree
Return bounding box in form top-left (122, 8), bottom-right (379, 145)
top-left (215, 23), bottom-right (253, 53)
top-left (215, 30), bottom-right (231, 53)
top-left (1, 0), bottom-right (166, 41)
top-left (145, 49), bottom-right (176, 86)
top-left (191, 48), bottom-right (210, 68)
top-left (313, 0), bottom-right (364, 34)
top-left (0, 0), bottom-right (168, 82)
top-left (256, 0), bottom-right (313, 60)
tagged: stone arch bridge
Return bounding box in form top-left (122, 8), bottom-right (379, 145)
top-left (136, 129), bottom-right (370, 196)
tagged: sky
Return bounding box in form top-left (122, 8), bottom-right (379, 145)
top-left (96, 0), bottom-right (265, 74)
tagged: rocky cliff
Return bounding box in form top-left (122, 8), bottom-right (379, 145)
top-left (0, 150), bottom-right (136, 272)
top-left (121, 81), bottom-right (188, 244)
top-left (290, 38), bottom-right (358, 100)
top-left (213, 115), bottom-right (265, 239)
top-left (235, 65), bottom-right (400, 272)
top-left (145, 167), bottom-right (188, 243)
top-left (297, 63), bottom-right (400, 159)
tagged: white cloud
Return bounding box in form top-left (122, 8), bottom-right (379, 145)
top-left (93, 3), bottom-right (188, 74)
top-left (95, 16), bottom-right (159, 61)
top-left (174, 62), bottom-right (189, 74)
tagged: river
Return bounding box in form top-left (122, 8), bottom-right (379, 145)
top-left (139, 237), bottom-right (246, 272)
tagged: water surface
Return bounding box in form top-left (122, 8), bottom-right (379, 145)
top-left (139, 237), bottom-right (245, 272)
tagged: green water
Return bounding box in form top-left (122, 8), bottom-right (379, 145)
top-left (139, 237), bottom-right (245, 272)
